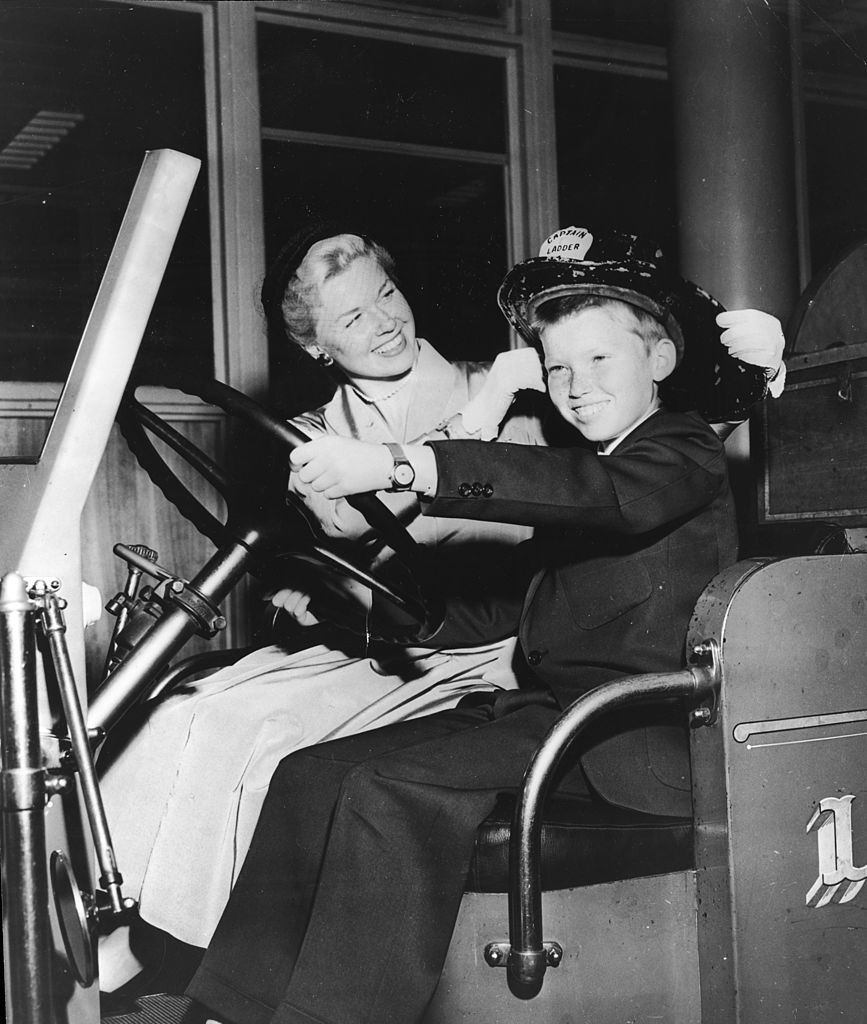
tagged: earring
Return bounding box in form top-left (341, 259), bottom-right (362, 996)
top-left (316, 352), bottom-right (334, 367)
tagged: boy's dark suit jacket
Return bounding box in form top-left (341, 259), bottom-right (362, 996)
top-left (422, 407), bottom-right (738, 816)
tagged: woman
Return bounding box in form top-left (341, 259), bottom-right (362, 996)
top-left (98, 227), bottom-right (546, 984)
top-left (98, 224), bottom-right (784, 988)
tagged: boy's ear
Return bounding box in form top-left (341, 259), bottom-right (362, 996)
top-left (651, 337), bottom-right (678, 382)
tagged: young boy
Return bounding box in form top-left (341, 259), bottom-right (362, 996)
top-left (188, 228), bottom-right (757, 1024)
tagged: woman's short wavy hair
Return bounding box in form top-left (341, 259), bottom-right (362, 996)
top-left (279, 234), bottom-right (397, 350)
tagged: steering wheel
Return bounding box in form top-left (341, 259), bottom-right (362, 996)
top-left (116, 377), bottom-right (441, 641)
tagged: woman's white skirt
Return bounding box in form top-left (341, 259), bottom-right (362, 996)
top-left (98, 637), bottom-right (519, 948)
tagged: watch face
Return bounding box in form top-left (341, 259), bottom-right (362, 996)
top-left (393, 462), bottom-right (415, 487)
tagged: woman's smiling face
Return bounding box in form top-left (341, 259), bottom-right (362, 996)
top-left (309, 253), bottom-right (418, 383)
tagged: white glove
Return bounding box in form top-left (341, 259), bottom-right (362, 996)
top-left (289, 437), bottom-right (393, 498)
top-left (716, 309), bottom-right (786, 398)
top-left (461, 348), bottom-right (546, 436)
top-left (288, 469), bottom-right (372, 539)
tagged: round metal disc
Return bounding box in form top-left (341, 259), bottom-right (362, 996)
top-left (50, 850), bottom-right (96, 987)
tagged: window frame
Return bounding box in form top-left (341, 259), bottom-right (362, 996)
top-left (5, 0), bottom-right (867, 410)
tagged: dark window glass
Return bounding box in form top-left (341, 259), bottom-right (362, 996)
top-left (258, 24), bottom-right (506, 153)
top-left (804, 100), bottom-right (867, 274)
top-left (262, 140), bottom-right (509, 416)
top-left (346, 0), bottom-right (505, 16)
top-left (555, 66), bottom-right (678, 260)
top-left (552, 0), bottom-right (670, 46)
top-left (801, 4), bottom-right (867, 76)
top-left (0, 0), bottom-right (212, 384)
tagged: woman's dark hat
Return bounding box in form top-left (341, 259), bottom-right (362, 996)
top-left (260, 221), bottom-right (371, 341)
top-left (498, 226), bottom-right (770, 422)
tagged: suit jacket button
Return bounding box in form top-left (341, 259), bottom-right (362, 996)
top-left (471, 482), bottom-right (483, 496)
top-left (459, 483), bottom-right (471, 497)
top-left (527, 650), bottom-right (543, 666)
top-left (483, 483), bottom-right (493, 497)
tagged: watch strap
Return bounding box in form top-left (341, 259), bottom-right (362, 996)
top-left (385, 442), bottom-right (415, 491)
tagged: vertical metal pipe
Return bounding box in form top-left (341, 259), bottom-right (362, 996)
top-left (669, 0), bottom-right (801, 469)
top-left (669, 0), bottom-right (800, 318)
top-left (0, 573), bottom-right (53, 1024)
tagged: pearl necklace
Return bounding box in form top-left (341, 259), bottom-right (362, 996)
top-left (369, 367), bottom-right (416, 402)
top-left (353, 352), bottom-right (419, 404)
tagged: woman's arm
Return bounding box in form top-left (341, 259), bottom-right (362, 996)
top-left (426, 348), bottom-right (546, 442)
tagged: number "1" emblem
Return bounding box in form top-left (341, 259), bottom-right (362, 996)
top-left (806, 795), bottom-right (866, 907)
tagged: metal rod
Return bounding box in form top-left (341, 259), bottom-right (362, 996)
top-left (507, 666), bottom-right (717, 989)
top-left (0, 572), bottom-right (53, 1024)
top-left (39, 593), bottom-right (126, 916)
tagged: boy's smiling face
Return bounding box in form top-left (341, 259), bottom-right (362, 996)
top-left (541, 304), bottom-right (677, 445)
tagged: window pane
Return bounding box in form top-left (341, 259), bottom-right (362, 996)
top-left (555, 67), bottom-right (678, 260)
top-left (0, 0), bottom-right (212, 384)
top-left (801, 7), bottom-right (867, 76)
top-left (258, 24), bottom-right (506, 152)
top-left (262, 140), bottom-right (509, 416)
top-left (552, 0), bottom-right (670, 46)
top-left (805, 101), bottom-right (867, 274)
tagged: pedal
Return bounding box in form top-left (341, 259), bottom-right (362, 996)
top-left (100, 992), bottom-right (202, 1024)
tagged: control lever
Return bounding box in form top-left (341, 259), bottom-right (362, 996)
top-left (112, 542), bottom-right (174, 585)
top-left (104, 543), bottom-right (227, 678)
top-left (103, 543), bottom-right (158, 678)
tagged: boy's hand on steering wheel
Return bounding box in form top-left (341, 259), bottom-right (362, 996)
top-left (290, 436), bottom-right (393, 498)
top-left (288, 469), bottom-right (373, 539)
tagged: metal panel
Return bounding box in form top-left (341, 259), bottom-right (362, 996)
top-left (759, 359), bottom-right (867, 525)
top-left (426, 871), bottom-right (700, 1024)
top-left (690, 555), bottom-right (867, 1022)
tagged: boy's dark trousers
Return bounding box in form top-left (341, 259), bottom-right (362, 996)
top-left (187, 696), bottom-right (575, 1024)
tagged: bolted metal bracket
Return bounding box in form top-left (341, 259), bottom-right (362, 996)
top-left (44, 770), bottom-right (72, 799)
top-left (22, 577), bottom-right (62, 598)
top-left (163, 581), bottom-right (227, 638)
top-left (688, 638), bottom-right (721, 728)
top-left (484, 941), bottom-right (563, 969)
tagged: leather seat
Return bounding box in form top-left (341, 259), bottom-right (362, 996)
top-left (466, 793), bottom-right (693, 893)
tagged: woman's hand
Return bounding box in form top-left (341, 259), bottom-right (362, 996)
top-left (461, 348), bottom-right (546, 435)
top-left (716, 309), bottom-right (786, 396)
top-left (270, 586), bottom-right (319, 627)
top-left (290, 437), bottom-right (393, 498)
top-left (270, 575), bottom-right (372, 628)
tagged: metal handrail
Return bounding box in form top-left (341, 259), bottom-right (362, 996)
top-left (505, 664), bottom-right (719, 990)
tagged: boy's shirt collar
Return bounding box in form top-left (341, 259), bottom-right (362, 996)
top-left (598, 396), bottom-right (663, 455)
